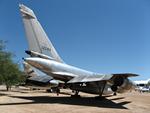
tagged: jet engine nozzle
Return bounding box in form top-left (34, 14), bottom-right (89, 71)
top-left (111, 77), bottom-right (134, 93)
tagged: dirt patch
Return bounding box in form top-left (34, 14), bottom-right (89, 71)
top-left (0, 86), bottom-right (150, 113)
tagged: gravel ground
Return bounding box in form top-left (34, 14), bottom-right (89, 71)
top-left (0, 85), bottom-right (150, 113)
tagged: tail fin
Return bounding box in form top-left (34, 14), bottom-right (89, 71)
top-left (23, 61), bottom-right (37, 78)
top-left (19, 4), bottom-right (64, 63)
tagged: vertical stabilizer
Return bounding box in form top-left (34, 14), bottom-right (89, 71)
top-left (19, 4), bottom-right (63, 63)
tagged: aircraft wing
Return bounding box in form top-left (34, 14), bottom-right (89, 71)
top-left (67, 74), bottom-right (112, 83)
top-left (51, 72), bottom-right (112, 83)
top-left (112, 73), bottom-right (139, 77)
top-left (67, 73), bottom-right (138, 83)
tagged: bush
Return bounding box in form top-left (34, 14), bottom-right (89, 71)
top-left (0, 40), bottom-right (25, 91)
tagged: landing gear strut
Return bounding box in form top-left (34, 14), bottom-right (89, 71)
top-left (56, 88), bottom-right (60, 96)
top-left (95, 81), bottom-right (106, 100)
top-left (113, 92), bottom-right (117, 96)
top-left (75, 91), bottom-right (79, 95)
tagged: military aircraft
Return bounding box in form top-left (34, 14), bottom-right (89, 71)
top-left (23, 61), bottom-right (59, 89)
top-left (19, 4), bottom-right (138, 97)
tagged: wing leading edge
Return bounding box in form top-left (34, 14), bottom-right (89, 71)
top-left (67, 73), bottom-right (138, 83)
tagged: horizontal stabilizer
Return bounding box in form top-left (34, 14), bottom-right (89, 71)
top-left (28, 75), bottom-right (53, 83)
top-left (23, 61), bottom-right (38, 77)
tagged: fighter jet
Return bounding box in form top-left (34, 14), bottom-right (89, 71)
top-left (23, 61), bottom-right (59, 89)
top-left (19, 4), bottom-right (138, 97)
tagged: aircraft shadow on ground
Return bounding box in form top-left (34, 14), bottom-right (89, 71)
top-left (0, 93), bottom-right (9, 96)
top-left (0, 95), bottom-right (130, 109)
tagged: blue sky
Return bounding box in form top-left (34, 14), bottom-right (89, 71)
top-left (0, 0), bottom-right (150, 80)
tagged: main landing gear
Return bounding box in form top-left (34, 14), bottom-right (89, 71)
top-left (95, 81), bottom-right (106, 100)
top-left (71, 90), bottom-right (81, 98)
top-left (113, 92), bottom-right (117, 96)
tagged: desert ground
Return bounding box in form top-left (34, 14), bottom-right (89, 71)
top-left (0, 85), bottom-right (150, 113)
